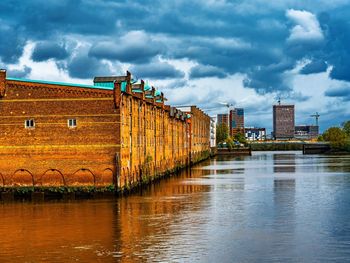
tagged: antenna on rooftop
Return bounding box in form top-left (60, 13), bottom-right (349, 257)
top-left (278, 97), bottom-right (281, 105)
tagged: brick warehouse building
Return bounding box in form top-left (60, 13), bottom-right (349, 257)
top-left (0, 69), bottom-right (211, 189)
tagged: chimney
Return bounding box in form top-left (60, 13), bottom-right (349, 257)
top-left (161, 92), bottom-right (165, 109)
top-left (113, 81), bottom-right (121, 109)
top-left (126, 71), bottom-right (131, 94)
top-left (140, 79), bottom-right (145, 92)
top-left (0, 69), bottom-right (6, 97)
top-left (151, 86), bottom-right (156, 104)
top-left (141, 79), bottom-right (145, 100)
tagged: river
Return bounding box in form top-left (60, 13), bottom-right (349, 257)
top-left (1, 151), bottom-right (350, 262)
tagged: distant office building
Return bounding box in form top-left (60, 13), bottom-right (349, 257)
top-left (273, 104), bottom-right (295, 140)
top-left (217, 113), bottom-right (229, 126)
top-left (230, 108), bottom-right (244, 136)
top-left (210, 117), bottom-right (216, 147)
top-left (245, 127), bottom-right (266, 141)
top-left (295, 125), bottom-right (319, 140)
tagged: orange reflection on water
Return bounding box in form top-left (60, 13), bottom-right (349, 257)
top-left (0, 163), bottom-right (211, 263)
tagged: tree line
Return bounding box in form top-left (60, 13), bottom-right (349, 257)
top-left (216, 123), bottom-right (246, 149)
top-left (318, 120), bottom-right (350, 152)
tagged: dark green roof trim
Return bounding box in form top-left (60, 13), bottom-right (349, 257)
top-left (6, 77), bottom-right (113, 90)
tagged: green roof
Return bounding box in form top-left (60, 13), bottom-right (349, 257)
top-left (144, 83), bottom-right (152, 91)
top-left (7, 78), bottom-right (163, 98)
top-left (94, 82), bottom-right (114, 88)
top-left (7, 77), bottom-right (113, 90)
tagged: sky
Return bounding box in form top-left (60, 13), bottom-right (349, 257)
top-left (1, 0), bottom-right (350, 133)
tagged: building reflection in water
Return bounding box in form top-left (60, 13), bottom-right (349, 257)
top-left (0, 201), bottom-right (118, 263)
top-left (209, 155), bottom-right (245, 191)
top-left (273, 153), bottom-right (296, 173)
top-left (0, 166), bottom-right (211, 263)
top-left (274, 179), bottom-right (296, 189)
top-left (272, 177), bottom-right (296, 257)
top-left (3, 153), bottom-right (350, 262)
top-left (114, 166), bottom-right (211, 262)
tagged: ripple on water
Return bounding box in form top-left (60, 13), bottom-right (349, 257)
top-left (1, 152), bottom-right (350, 262)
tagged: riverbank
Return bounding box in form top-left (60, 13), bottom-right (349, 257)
top-left (249, 142), bottom-right (304, 151)
top-left (216, 147), bottom-right (251, 156)
top-left (250, 141), bottom-right (350, 154)
top-left (0, 152), bottom-right (211, 202)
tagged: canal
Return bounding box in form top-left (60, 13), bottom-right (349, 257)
top-left (1, 151), bottom-right (350, 262)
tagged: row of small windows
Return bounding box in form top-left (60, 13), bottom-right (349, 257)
top-left (24, 119), bottom-right (77, 129)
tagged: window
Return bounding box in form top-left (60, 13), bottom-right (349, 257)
top-left (25, 119), bottom-right (35, 129)
top-left (68, 118), bottom-right (77, 128)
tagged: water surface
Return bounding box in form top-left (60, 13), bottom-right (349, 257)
top-left (1, 151), bottom-right (350, 262)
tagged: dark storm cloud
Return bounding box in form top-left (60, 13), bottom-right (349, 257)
top-left (166, 79), bottom-right (188, 89)
top-left (130, 61), bottom-right (184, 80)
top-left (0, 0), bottom-right (146, 64)
top-left (89, 32), bottom-right (165, 64)
top-left (0, 25), bottom-right (25, 63)
top-left (31, 42), bottom-right (69, 62)
top-left (7, 66), bottom-right (32, 78)
top-left (67, 53), bottom-right (114, 79)
top-left (243, 60), bottom-right (295, 94)
top-left (300, 60), bottom-right (328, 74)
top-left (15, 0), bottom-right (120, 36)
top-left (0, 0), bottom-right (350, 95)
top-left (315, 9), bottom-right (350, 82)
top-left (324, 87), bottom-right (350, 101)
top-left (189, 65), bottom-right (227, 79)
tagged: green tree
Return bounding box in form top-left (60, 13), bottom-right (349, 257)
top-left (322, 127), bottom-right (348, 149)
top-left (342, 121), bottom-right (350, 137)
top-left (233, 133), bottom-right (246, 144)
top-left (225, 137), bottom-right (234, 150)
top-left (317, 135), bottom-right (324, 142)
top-left (216, 123), bottom-right (229, 144)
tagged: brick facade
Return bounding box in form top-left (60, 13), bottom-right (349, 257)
top-left (0, 70), bottom-right (210, 190)
top-left (273, 104), bottom-right (295, 140)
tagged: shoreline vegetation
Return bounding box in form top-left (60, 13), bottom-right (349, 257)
top-left (317, 120), bottom-right (350, 153)
top-left (216, 121), bottom-right (350, 154)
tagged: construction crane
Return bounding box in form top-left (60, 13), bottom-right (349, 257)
top-left (219, 102), bottom-right (234, 109)
top-left (310, 112), bottom-right (320, 127)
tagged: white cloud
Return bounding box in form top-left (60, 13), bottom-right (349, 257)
top-left (4, 40), bottom-right (347, 134)
top-left (286, 9), bottom-right (324, 42)
top-left (11, 42), bottom-right (91, 84)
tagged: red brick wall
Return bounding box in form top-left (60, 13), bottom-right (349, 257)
top-left (0, 79), bottom-right (120, 187)
top-left (0, 72), bottom-right (211, 190)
